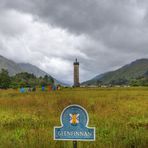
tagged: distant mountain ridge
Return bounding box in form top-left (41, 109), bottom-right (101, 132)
top-left (82, 59), bottom-right (148, 85)
top-left (0, 55), bottom-right (69, 85)
top-left (0, 55), bottom-right (22, 75)
top-left (0, 55), bottom-right (49, 77)
top-left (18, 63), bottom-right (49, 77)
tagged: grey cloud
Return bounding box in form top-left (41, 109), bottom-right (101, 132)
top-left (0, 0), bottom-right (148, 83)
top-left (3, 0), bottom-right (148, 48)
top-left (0, 9), bottom-right (33, 37)
top-left (2, 0), bottom-right (143, 31)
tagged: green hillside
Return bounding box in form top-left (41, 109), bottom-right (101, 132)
top-left (82, 59), bottom-right (148, 85)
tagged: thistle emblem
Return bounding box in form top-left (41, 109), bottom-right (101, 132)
top-left (69, 113), bottom-right (80, 125)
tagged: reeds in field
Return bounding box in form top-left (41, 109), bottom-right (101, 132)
top-left (0, 87), bottom-right (148, 148)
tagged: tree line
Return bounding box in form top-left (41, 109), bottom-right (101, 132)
top-left (0, 69), bottom-right (54, 89)
top-left (96, 74), bottom-right (148, 87)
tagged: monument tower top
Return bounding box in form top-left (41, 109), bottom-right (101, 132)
top-left (74, 58), bottom-right (79, 65)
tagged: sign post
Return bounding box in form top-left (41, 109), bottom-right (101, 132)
top-left (54, 104), bottom-right (95, 147)
top-left (73, 141), bottom-right (77, 148)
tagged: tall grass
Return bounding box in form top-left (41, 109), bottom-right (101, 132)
top-left (0, 87), bottom-right (148, 148)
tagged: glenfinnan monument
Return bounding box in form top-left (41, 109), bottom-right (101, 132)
top-left (73, 59), bottom-right (80, 87)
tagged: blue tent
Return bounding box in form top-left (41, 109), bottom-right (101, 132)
top-left (20, 87), bottom-right (25, 93)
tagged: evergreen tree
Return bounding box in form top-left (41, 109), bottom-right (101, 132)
top-left (0, 69), bottom-right (11, 89)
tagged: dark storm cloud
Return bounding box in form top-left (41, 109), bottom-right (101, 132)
top-left (3, 0), bottom-right (148, 50)
top-left (2, 0), bottom-right (143, 33)
top-left (1, 0), bottom-right (148, 83)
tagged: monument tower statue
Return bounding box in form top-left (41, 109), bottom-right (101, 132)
top-left (73, 59), bottom-right (80, 87)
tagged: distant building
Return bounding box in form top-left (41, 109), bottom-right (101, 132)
top-left (73, 59), bottom-right (80, 87)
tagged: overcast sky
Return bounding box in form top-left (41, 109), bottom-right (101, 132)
top-left (0, 0), bottom-right (148, 84)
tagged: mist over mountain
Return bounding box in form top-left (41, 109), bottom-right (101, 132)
top-left (0, 55), bottom-right (22, 75)
top-left (1, 54), bottom-right (148, 86)
top-left (82, 59), bottom-right (148, 86)
top-left (0, 55), bottom-right (69, 86)
top-left (0, 55), bottom-right (49, 77)
top-left (18, 63), bottom-right (49, 77)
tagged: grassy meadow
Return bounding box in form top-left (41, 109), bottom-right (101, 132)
top-left (0, 87), bottom-right (148, 148)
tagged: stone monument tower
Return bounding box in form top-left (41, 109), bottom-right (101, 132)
top-left (73, 58), bottom-right (80, 87)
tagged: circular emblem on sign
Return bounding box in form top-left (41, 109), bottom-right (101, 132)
top-left (69, 113), bottom-right (80, 125)
top-left (61, 105), bottom-right (88, 127)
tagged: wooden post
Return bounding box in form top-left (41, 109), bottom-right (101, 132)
top-left (73, 141), bottom-right (77, 148)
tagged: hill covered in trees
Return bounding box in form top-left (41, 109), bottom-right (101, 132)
top-left (0, 69), bottom-right (55, 89)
